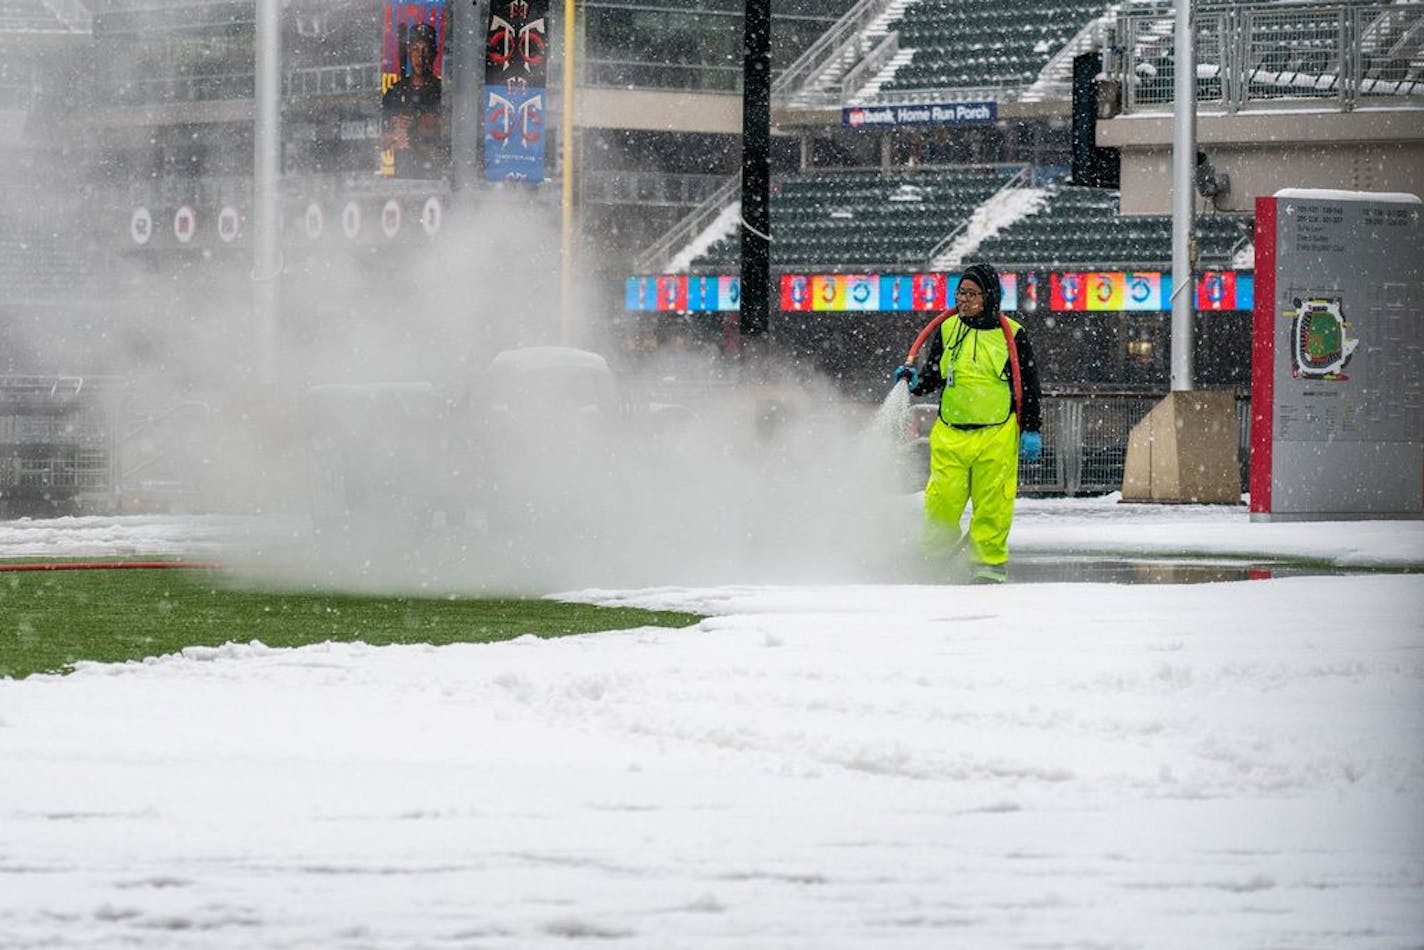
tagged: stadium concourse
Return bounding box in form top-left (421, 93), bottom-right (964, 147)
top-left (1, 503), bottom-right (1422, 947)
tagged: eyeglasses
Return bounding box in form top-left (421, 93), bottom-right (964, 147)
top-left (955, 289), bottom-right (983, 300)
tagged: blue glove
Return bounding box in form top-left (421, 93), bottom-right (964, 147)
top-left (892, 365), bottom-right (921, 390)
top-left (1019, 431), bottom-right (1042, 462)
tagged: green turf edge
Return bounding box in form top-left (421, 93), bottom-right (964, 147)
top-left (0, 566), bottom-right (704, 680)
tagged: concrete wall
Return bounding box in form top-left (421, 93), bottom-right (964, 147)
top-left (575, 88), bottom-right (742, 135)
top-left (1098, 109), bottom-right (1424, 214)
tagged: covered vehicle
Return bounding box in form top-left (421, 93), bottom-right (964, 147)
top-left (303, 347), bottom-right (623, 538)
top-left (303, 380), bottom-right (455, 534)
top-left (454, 347), bottom-right (624, 542)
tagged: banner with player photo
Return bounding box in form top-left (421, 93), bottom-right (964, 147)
top-left (380, 0), bottom-right (450, 179)
top-left (484, 0), bottom-right (549, 183)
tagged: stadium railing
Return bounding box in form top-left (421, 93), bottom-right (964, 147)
top-left (771, 0), bottom-right (902, 108)
top-left (0, 376), bottom-right (116, 518)
top-left (0, 0), bottom-right (85, 34)
top-left (679, 165), bottom-right (1021, 273)
top-left (1116, 2), bottom-right (1423, 115)
top-left (584, 170), bottom-right (726, 208)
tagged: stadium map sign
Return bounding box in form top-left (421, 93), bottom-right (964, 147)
top-left (1251, 189), bottom-right (1423, 520)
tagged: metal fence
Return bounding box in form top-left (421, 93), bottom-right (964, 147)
top-left (284, 63), bottom-right (380, 98)
top-left (582, 170), bottom-right (727, 208)
top-left (912, 391), bottom-right (1250, 496)
top-left (3, 379), bottom-right (1253, 516)
top-left (0, 377), bottom-right (228, 517)
top-left (1117, 2), bottom-right (1424, 114)
top-left (0, 377), bottom-right (116, 517)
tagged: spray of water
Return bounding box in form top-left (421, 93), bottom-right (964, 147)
top-left (9, 168), bottom-right (928, 591)
top-left (247, 348), bottom-right (928, 593)
top-left (868, 378), bottom-right (912, 447)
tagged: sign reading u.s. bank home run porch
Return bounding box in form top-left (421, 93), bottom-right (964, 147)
top-left (842, 101), bottom-right (996, 128)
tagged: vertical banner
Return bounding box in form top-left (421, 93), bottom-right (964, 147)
top-left (880, 275), bottom-right (915, 311)
top-left (1050, 272), bottom-right (1087, 311)
top-left (484, 0), bottom-right (550, 183)
top-left (1085, 272), bottom-right (1124, 310)
top-left (1123, 272), bottom-right (1162, 311)
top-left (717, 275), bottom-right (741, 311)
top-left (656, 274), bottom-right (687, 311)
top-left (380, 0), bottom-right (449, 179)
top-left (913, 273), bottom-right (946, 311)
top-left (1234, 274), bottom-right (1254, 312)
top-left (1018, 272), bottom-right (1040, 313)
top-left (1197, 270), bottom-right (1237, 310)
top-left (998, 272), bottom-right (1018, 312)
top-left (811, 275), bottom-right (845, 311)
top-left (687, 274), bottom-right (716, 311)
top-left (844, 275), bottom-right (878, 311)
top-left (781, 275), bottom-right (812, 312)
top-left (625, 277), bottom-right (653, 311)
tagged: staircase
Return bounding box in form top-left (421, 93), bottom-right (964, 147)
top-left (1022, 4), bottom-right (1119, 102)
top-left (773, 0), bottom-right (920, 109)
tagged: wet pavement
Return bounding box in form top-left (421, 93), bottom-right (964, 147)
top-left (1004, 553), bottom-right (1405, 585)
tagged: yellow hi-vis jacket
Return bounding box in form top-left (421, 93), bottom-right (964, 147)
top-left (937, 314), bottom-right (1024, 428)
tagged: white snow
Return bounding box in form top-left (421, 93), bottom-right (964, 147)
top-left (1, 502), bottom-right (1422, 948)
top-left (1274, 187), bottom-right (1421, 204)
top-left (667, 202), bottom-right (741, 274)
top-left (935, 186), bottom-right (1050, 270)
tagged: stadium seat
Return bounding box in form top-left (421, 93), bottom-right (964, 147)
top-left (974, 185), bottom-right (1253, 271)
top-left (689, 167), bottom-right (1021, 272)
top-left (878, 0), bottom-right (1108, 93)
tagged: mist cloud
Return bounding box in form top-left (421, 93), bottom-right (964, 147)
top-left (9, 174), bottom-right (920, 592)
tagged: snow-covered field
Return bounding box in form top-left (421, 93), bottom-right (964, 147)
top-left (1, 500), bottom-right (1421, 948)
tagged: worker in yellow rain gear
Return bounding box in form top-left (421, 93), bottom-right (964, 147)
top-left (894, 262), bottom-right (1043, 583)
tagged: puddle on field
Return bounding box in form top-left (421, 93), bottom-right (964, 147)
top-left (1005, 555), bottom-right (1390, 585)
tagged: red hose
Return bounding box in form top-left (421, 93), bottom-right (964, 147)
top-left (0, 561), bottom-right (216, 572)
top-left (905, 307), bottom-right (957, 363)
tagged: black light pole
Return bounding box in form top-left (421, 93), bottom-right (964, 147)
top-left (738, 0), bottom-right (771, 360)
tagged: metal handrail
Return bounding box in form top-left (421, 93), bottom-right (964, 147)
top-left (841, 30), bottom-right (899, 100)
top-left (632, 174), bottom-right (741, 275)
top-left (39, 0), bottom-right (92, 33)
top-left (631, 0), bottom-right (903, 272)
top-left (117, 400), bottom-right (212, 484)
top-left (771, 0), bottom-right (899, 102)
top-left (0, 375), bottom-right (87, 402)
top-left (925, 165), bottom-right (1031, 267)
top-left (284, 62), bottom-right (380, 97)
top-left (1115, 2), bottom-right (1423, 115)
top-left (1022, 7), bottom-right (1115, 102)
top-left (583, 169), bottom-right (726, 208)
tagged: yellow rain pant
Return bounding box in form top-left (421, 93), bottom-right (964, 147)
top-left (922, 417), bottom-right (1020, 566)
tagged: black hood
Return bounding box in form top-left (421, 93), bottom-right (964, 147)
top-left (959, 262), bottom-right (1002, 328)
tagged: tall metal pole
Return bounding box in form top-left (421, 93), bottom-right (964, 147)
top-left (738, 0), bottom-right (771, 358)
top-left (451, 0), bottom-right (483, 193)
top-left (560, 0), bottom-right (576, 345)
top-left (1170, 0), bottom-right (1196, 391)
top-left (253, 0), bottom-right (281, 385)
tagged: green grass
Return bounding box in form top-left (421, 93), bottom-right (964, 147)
top-left (0, 563), bottom-right (703, 680)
